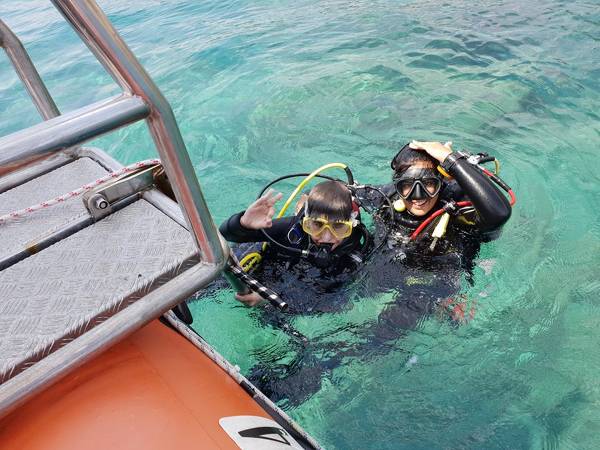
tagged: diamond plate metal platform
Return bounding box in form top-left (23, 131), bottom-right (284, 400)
top-left (0, 151), bottom-right (223, 415)
top-left (0, 158), bottom-right (106, 263)
top-left (0, 198), bottom-right (199, 382)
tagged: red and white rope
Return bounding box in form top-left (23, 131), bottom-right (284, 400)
top-left (0, 159), bottom-right (161, 225)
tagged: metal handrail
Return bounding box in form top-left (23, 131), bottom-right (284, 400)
top-left (52, 0), bottom-right (223, 264)
top-left (0, 94), bottom-right (149, 168)
top-left (0, 1), bottom-right (225, 265)
top-left (0, 19), bottom-right (60, 121)
top-left (0, 10), bottom-right (320, 447)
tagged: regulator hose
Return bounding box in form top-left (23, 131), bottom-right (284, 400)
top-left (259, 163), bottom-right (355, 258)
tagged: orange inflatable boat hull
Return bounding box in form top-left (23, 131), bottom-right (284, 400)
top-left (0, 320), bottom-right (274, 450)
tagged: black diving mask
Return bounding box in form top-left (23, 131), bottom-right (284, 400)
top-left (393, 167), bottom-right (442, 201)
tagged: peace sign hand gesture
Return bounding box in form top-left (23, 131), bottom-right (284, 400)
top-left (239, 189), bottom-right (283, 230)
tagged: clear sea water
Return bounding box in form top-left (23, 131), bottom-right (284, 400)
top-left (1, 1), bottom-right (599, 448)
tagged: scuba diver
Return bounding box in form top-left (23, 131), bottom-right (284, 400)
top-left (219, 179), bottom-right (372, 308)
top-left (351, 139), bottom-right (514, 340)
top-left (216, 171), bottom-right (374, 406)
top-left (215, 146), bottom-right (515, 407)
top-left (214, 165), bottom-right (377, 406)
top-left (358, 139), bottom-right (513, 271)
top-left (383, 140), bottom-right (510, 239)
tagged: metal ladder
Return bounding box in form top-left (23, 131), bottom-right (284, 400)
top-left (0, 1), bottom-right (228, 417)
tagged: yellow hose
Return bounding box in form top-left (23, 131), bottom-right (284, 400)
top-left (276, 162), bottom-right (349, 218)
top-left (240, 251), bottom-right (262, 272)
top-left (258, 162), bottom-right (350, 257)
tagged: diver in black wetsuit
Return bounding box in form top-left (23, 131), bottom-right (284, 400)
top-left (381, 140), bottom-right (509, 237)
top-left (219, 180), bottom-right (372, 308)
top-left (361, 140), bottom-right (512, 269)
top-left (355, 139), bottom-right (513, 336)
top-left (218, 143), bottom-right (514, 407)
top-left (218, 180), bottom-right (374, 406)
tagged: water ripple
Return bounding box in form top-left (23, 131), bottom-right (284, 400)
top-left (2, 0), bottom-right (600, 448)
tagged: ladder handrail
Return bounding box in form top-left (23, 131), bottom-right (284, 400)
top-left (0, 19), bottom-right (60, 120)
top-left (0, 1), bottom-right (225, 265)
top-left (0, 94), bottom-right (149, 170)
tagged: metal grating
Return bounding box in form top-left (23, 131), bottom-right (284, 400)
top-left (0, 158), bottom-right (106, 262)
top-left (0, 199), bottom-right (199, 383)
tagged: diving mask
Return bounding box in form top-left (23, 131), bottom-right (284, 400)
top-left (302, 216), bottom-right (353, 239)
top-left (393, 167), bottom-right (442, 201)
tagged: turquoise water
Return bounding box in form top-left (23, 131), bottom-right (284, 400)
top-left (2, 1), bottom-right (599, 448)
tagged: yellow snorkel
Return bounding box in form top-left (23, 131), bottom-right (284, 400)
top-left (276, 163), bottom-right (352, 218)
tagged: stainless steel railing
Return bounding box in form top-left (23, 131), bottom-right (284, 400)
top-left (0, 19), bottom-right (60, 120)
top-left (0, 0), bottom-right (224, 265)
top-left (0, 11), bottom-right (322, 448)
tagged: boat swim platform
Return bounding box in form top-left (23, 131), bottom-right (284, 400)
top-left (0, 8), bottom-right (320, 448)
top-left (0, 147), bottom-right (222, 416)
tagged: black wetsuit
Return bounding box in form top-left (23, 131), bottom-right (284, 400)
top-left (218, 211), bottom-right (374, 406)
top-left (218, 159), bottom-right (511, 407)
top-left (219, 211), bottom-right (372, 312)
top-left (362, 156), bottom-right (511, 268)
top-left (387, 155), bottom-right (511, 235)
top-left (354, 155), bottom-right (512, 339)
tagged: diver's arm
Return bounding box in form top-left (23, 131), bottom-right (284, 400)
top-left (442, 155), bottom-right (511, 231)
top-left (219, 211), bottom-right (262, 242)
top-left (219, 212), bottom-right (298, 243)
top-left (220, 189), bottom-right (291, 242)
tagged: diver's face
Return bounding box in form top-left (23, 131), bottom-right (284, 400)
top-left (400, 161), bottom-right (440, 216)
top-left (310, 224), bottom-right (344, 249)
top-left (303, 215), bottom-right (348, 249)
top-left (405, 195), bottom-right (438, 216)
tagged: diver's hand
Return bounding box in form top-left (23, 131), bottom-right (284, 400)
top-left (240, 189), bottom-right (283, 230)
top-left (235, 291), bottom-right (264, 307)
top-left (409, 140), bottom-right (453, 163)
